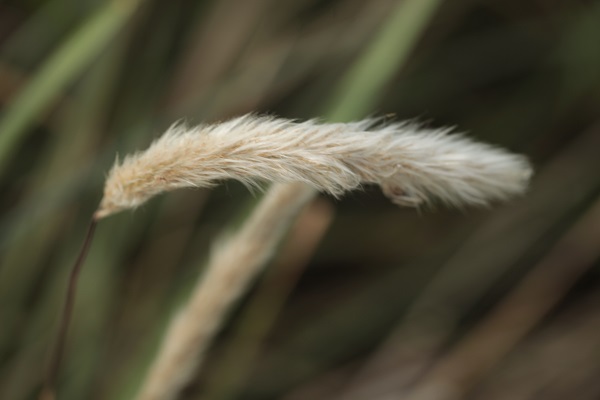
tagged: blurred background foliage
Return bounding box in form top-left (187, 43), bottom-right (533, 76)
top-left (1, 0), bottom-right (600, 399)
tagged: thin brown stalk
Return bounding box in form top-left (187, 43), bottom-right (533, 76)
top-left (40, 217), bottom-right (97, 400)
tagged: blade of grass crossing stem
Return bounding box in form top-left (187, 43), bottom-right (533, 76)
top-left (0, 0), bottom-right (143, 175)
top-left (197, 0), bottom-right (444, 399)
top-left (234, 0), bottom-right (444, 396)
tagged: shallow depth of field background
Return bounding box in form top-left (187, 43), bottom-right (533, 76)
top-left (1, 0), bottom-right (600, 399)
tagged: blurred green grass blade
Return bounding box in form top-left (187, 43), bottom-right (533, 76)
top-left (0, 0), bottom-right (143, 174)
top-left (326, 0), bottom-right (443, 122)
top-left (200, 0), bottom-right (444, 398)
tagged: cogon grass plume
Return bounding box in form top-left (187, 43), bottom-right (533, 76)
top-left (95, 114), bottom-right (533, 219)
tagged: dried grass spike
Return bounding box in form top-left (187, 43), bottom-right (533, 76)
top-left (96, 114), bottom-right (532, 218)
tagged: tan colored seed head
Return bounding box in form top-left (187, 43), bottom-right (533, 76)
top-left (96, 114), bottom-right (532, 219)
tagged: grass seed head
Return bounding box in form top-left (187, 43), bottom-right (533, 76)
top-left (97, 114), bottom-right (532, 218)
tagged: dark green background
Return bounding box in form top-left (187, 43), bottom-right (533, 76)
top-left (1, 1), bottom-right (599, 399)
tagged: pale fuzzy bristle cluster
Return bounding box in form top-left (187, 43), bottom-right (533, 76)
top-left (97, 114), bottom-right (532, 218)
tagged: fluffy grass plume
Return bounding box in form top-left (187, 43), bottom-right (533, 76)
top-left (96, 114), bottom-right (532, 218)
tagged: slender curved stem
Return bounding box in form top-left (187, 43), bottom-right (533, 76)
top-left (40, 217), bottom-right (98, 400)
